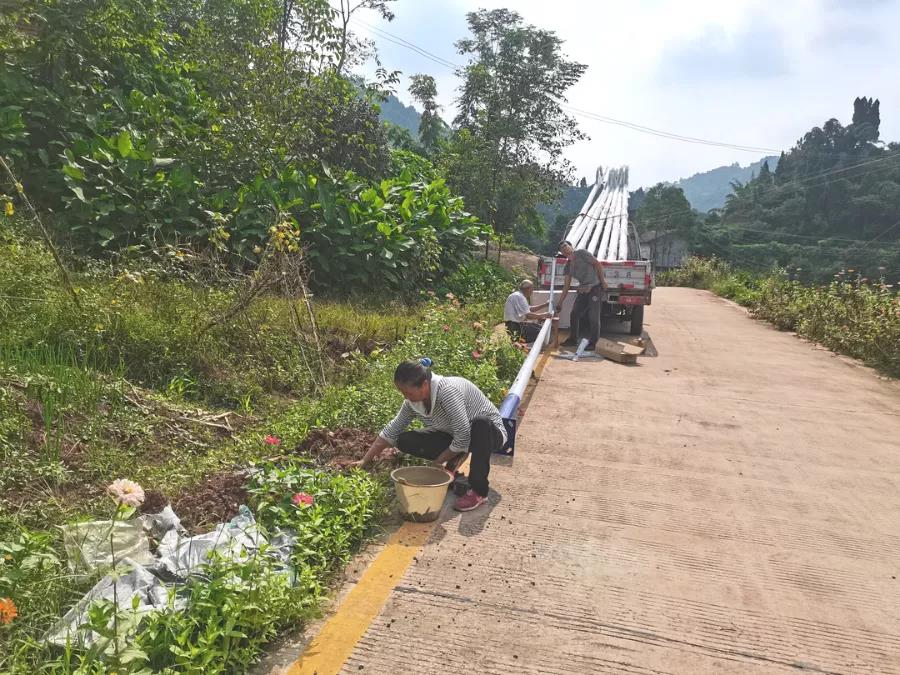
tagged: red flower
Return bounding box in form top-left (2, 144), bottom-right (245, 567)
top-left (292, 492), bottom-right (314, 507)
top-left (472, 350), bottom-right (482, 359)
top-left (264, 435), bottom-right (281, 446)
top-left (442, 324), bottom-right (450, 332)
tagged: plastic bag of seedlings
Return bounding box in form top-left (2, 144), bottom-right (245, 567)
top-left (44, 558), bottom-right (181, 648)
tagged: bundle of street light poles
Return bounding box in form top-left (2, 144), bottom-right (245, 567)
top-left (565, 166), bottom-right (631, 261)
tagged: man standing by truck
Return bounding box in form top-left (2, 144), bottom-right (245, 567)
top-left (555, 240), bottom-right (608, 349)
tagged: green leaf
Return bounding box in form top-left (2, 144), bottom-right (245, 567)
top-left (63, 164), bottom-right (85, 181)
top-left (117, 131), bottom-right (133, 158)
top-left (70, 186), bottom-right (86, 202)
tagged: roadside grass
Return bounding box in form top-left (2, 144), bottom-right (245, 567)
top-left (0, 221), bottom-right (522, 672)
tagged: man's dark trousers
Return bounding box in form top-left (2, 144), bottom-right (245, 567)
top-left (505, 321), bottom-right (541, 343)
top-left (395, 417), bottom-right (503, 497)
top-left (571, 284), bottom-right (602, 345)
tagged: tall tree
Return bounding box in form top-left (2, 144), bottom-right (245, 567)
top-left (851, 96), bottom-right (880, 144)
top-left (443, 9), bottom-right (586, 248)
top-left (408, 74), bottom-right (443, 154)
top-left (635, 184), bottom-right (698, 264)
top-left (335, 0), bottom-right (395, 75)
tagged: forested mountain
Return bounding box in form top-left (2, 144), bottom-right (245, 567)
top-left (700, 97), bottom-right (900, 281)
top-left (379, 93), bottom-right (421, 136)
top-left (673, 156), bottom-right (779, 212)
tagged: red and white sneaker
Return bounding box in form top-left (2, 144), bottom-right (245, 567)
top-left (454, 490), bottom-right (487, 512)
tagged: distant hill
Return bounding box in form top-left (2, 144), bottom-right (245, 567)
top-left (379, 94), bottom-right (421, 136)
top-left (672, 156), bottom-right (779, 212)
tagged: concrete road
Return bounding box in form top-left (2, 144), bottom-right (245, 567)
top-left (340, 287), bottom-right (900, 674)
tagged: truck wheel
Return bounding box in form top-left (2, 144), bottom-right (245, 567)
top-left (630, 305), bottom-right (644, 335)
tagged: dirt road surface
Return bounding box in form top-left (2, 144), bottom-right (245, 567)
top-left (338, 287), bottom-right (900, 674)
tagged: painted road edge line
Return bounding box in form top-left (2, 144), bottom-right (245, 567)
top-left (286, 520), bottom-right (433, 675)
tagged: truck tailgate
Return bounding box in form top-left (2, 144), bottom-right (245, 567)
top-left (602, 261), bottom-right (652, 291)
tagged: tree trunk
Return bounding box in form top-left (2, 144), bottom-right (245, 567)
top-left (336, 1), bottom-right (350, 76)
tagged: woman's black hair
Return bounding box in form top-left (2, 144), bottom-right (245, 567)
top-left (394, 358), bottom-right (433, 387)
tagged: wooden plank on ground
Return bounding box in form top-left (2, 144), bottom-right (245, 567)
top-left (594, 337), bottom-right (642, 363)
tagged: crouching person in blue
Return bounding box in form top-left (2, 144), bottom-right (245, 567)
top-left (352, 358), bottom-right (506, 512)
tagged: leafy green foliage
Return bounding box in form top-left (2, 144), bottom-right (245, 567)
top-left (408, 74), bottom-right (445, 154)
top-left (276, 298), bottom-right (524, 438)
top-left (441, 260), bottom-right (517, 305)
top-left (635, 184), bottom-right (699, 239)
top-left (237, 153), bottom-right (488, 290)
top-left (0, 217), bottom-right (425, 410)
top-left (0, 0), bottom-right (488, 290)
top-left (441, 9), bottom-right (586, 242)
top-left (249, 463), bottom-right (387, 584)
top-left (702, 98), bottom-right (900, 281)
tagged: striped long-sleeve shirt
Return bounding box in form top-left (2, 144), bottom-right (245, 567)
top-left (379, 374), bottom-right (507, 454)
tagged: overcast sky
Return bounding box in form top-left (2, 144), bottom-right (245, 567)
top-left (352, 0), bottom-right (900, 189)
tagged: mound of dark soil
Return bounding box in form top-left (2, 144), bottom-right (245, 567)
top-left (172, 471), bottom-right (249, 533)
top-left (140, 489), bottom-right (169, 515)
top-left (292, 428), bottom-right (398, 468)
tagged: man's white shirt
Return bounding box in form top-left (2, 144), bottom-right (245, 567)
top-left (503, 290), bottom-right (531, 322)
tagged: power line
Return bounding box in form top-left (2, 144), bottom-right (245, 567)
top-left (559, 104), bottom-right (780, 154)
top-left (353, 17), bottom-right (783, 155)
top-left (709, 225), bottom-right (895, 245)
top-left (357, 19), bottom-right (459, 69)
top-left (841, 220), bottom-right (900, 258)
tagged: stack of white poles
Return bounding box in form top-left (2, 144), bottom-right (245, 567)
top-left (564, 166), bottom-right (630, 261)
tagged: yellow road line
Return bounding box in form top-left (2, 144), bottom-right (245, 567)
top-left (286, 520), bottom-right (433, 675)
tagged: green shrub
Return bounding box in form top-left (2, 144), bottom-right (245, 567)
top-left (753, 276), bottom-right (900, 375)
top-left (440, 260), bottom-right (517, 305)
top-left (277, 299), bottom-right (523, 439)
top-left (657, 256), bottom-right (734, 289)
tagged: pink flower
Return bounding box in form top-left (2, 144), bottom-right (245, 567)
top-left (264, 435), bottom-right (281, 446)
top-left (292, 492), bottom-right (314, 507)
top-left (106, 479), bottom-right (145, 507)
top-left (442, 324), bottom-right (450, 332)
top-left (472, 350), bottom-right (482, 359)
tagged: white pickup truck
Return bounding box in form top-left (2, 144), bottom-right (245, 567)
top-left (535, 165), bottom-right (653, 336)
top-left (537, 255), bottom-right (653, 335)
